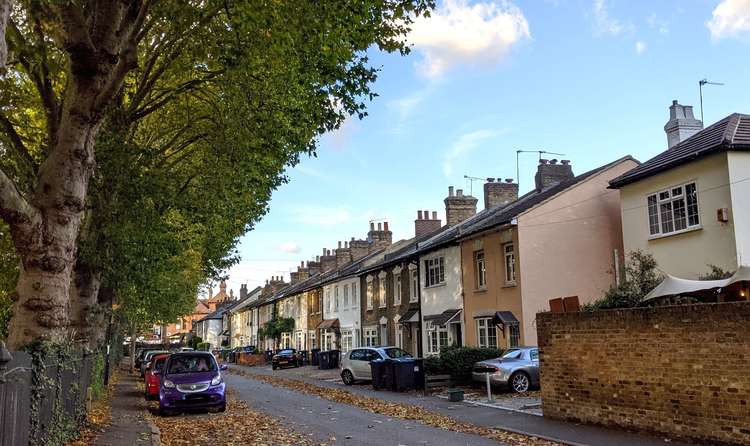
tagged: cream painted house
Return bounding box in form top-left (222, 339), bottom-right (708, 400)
top-left (610, 105), bottom-right (750, 278)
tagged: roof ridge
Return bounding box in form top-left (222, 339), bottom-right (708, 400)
top-left (726, 113), bottom-right (742, 144)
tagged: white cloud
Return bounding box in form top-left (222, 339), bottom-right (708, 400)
top-left (707, 0), bottom-right (750, 39)
top-left (408, 0), bottom-right (530, 78)
top-left (278, 242), bottom-right (300, 254)
top-left (646, 13), bottom-right (669, 35)
top-left (442, 129), bottom-right (498, 177)
top-left (591, 0), bottom-right (634, 36)
top-left (288, 205), bottom-right (351, 226)
top-left (635, 40), bottom-right (647, 54)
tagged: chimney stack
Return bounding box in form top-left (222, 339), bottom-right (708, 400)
top-left (320, 248), bottom-right (337, 272)
top-left (240, 284), bottom-right (248, 300)
top-left (367, 220), bottom-right (393, 252)
top-left (335, 240), bottom-right (352, 268)
top-left (444, 186), bottom-right (478, 227)
top-left (665, 100), bottom-right (703, 149)
top-left (484, 177), bottom-right (518, 210)
top-left (415, 209), bottom-right (442, 237)
top-left (307, 260), bottom-right (321, 276)
top-left (350, 238), bottom-right (370, 260)
top-left (535, 158), bottom-right (574, 191)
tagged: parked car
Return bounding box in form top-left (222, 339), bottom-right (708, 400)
top-left (144, 353), bottom-right (170, 400)
top-left (158, 351), bottom-right (227, 415)
top-left (180, 347), bottom-right (194, 352)
top-left (271, 349), bottom-right (302, 370)
top-left (340, 346), bottom-right (412, 385)
top-left (471, 347), bottom-right (540, 393)
top-left (140, 350), bottom-right (169, 377)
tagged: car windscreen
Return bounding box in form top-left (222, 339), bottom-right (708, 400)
top-left (383, 348), bottom-right (411, 359)
top-left (145, 351), bottom-right (167, 360)
top-left (167, 355), bottom-right (217, 374)
top-left (278, 349), bottom-right (294, 355)
top-left (154, 358), bottom-right (167, 372)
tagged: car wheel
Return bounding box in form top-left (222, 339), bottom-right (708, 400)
top-left (272, 364), bottom-right (277, 370)
top-left (219, 403), bottom-right (226, 413)
top-left (341, 370), bottom-right (355, 385)
top-left (158, 406), bottom-right (171, 417)
top-left (510, 371), bottom-right (530, 393)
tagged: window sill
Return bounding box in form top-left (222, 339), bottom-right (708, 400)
top-left (424, 282), bottom-right (446, 290)
top-left (648, 225), bottom-right (702, 241)
top-left (472, 288), bottom-right (488, 294)
top-left (502, 282), bottom-right (517, 288)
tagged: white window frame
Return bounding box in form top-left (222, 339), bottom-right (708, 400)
top-left (366, 276), bottom-right (374, 310)
top-left (410, 268), bottom-right (418, 303)
top-left (364, 327), bottom-right (378, 347)
top-left (424, 256), bottom-right (445, 287)
top-left (308, 330), bottom-right (317, 349)
top-left (476, 318), bottom-right (497, 348)
top-left (334, 286), bottom-right (339, 312)
top-left (343, 284), bottom-right (349, 308)
top-left (647, 181), bottom-right (700, 238)
top-left (341, 330), bottom-right (354, 352)
top-left (425, 321), bottom-right (449, 355)
top-left (503, 243), bottom-right (516, 285)
top-left (475, 250), bottom-right (486, 289)
top-left (394, 274), bottom-right (402, 305)
top-left (378, 272), bottom-right (387, 308)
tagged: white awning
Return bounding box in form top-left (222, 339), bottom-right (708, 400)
top-left (644, 266), bottom-right (750, 301)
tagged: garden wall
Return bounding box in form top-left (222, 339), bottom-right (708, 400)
top-left (536, 301), bottom-right (750, 445)
top-left (236, 352), bottom-right (266, 366)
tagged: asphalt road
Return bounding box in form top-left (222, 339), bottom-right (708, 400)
top-left (224, 373), bottom-right (503, 446)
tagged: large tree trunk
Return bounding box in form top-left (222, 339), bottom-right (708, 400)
top-left (69, 260), bottom-right (103, 347)
top-left (2, 2), bottom-right (147, 350)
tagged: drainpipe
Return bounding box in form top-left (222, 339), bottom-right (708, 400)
top-left (414, 257), bottom-right (424, 358)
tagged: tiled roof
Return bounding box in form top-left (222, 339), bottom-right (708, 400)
top-left (418, 155), bottom-right (637, 252)
top-left (610, 113), bottom-right (750, 188)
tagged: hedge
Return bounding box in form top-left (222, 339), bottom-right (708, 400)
top-left (196, 342), bottom-right (211, 351)
top-left (431, 346), bottom-right (504, 383)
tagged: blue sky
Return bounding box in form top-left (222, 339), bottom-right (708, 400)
top-left (223, 0), bottom-right (750, 293)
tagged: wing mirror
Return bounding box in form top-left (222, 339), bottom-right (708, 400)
top-left (219, 364), bottom-right (228, 371)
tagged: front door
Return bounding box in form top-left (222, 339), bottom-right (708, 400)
top-left (452, 323), bottom-right (462, 347)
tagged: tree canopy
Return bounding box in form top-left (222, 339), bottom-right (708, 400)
top-left (0, 0), bottom-right (434, 349)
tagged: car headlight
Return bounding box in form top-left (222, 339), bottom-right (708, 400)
top-left (211, 374), bottom-right (222, 386)
top-left (163, 379), bottom-right (175, 389)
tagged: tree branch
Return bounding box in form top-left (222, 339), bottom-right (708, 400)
top-left (0, 110), bottom-right (38, 172)
top-left (0, 166), bottom-right (36, 227)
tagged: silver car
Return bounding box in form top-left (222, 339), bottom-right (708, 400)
top-left (471, 347), bottom-right (540, 393)
top-left (340, 346), bottom-right (412, 385)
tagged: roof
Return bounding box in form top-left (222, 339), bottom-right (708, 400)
top-left (399, 308), bottom-right (420, 324)
top-left (418, 155), bottom-right (637, 252)
top-left (424, 308), bottom-right (462, 326)
top-left (316, 318), bottom-right (340, 330)
top-left (493, 311), bottom-right (519, 326)
top-left (610, 113), bottom-right (750, 188)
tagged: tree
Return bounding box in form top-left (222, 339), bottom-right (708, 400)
top-left (1, 0), bottom-right (434, 349)
top-left (258, 317), bottom-right (295, 349)
top-left (584, 250), bottom-right (664, 310)
top-left (0, 0), bottom-right (8, 70)
top-left (700, 264), bottom-right (734, 280)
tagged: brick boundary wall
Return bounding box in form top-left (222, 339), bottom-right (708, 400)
top-left (536, 302), bottom-right (750, 445)
top-left (236, 353), bottom-right (266, 366)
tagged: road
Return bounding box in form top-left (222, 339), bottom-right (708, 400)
top-left (224, 373), bottom-right (503, 446)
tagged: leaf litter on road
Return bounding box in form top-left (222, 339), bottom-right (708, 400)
top-left (228, 368), bottom-right (560, 446)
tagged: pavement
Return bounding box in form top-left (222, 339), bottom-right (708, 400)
top-left (231, 363), bottom-right (695, 446)
top-left (93, 364), bottom-right (159, 446)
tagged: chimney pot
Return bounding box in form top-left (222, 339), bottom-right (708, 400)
top-left (338, 241), bottom-right (342, 248)
top-left (448, 186), bottom-right (454, 197)
top-left (322, 248), bottom-right (326, 255)
top-left (316, 255), bottom-right (320, 261)
top-left (456, 189), bottom-right (464, 197)
top-left (560, 160), bottom-right (570, 165)
top-left (487, 178), bottom-right (495, 182)
top-left (672, 99), bottom-right (678, 105)
top-left (550, 159), bottom-right (558, 164)
top-left (432, 211), bottom-right (437, 220)
top-left (505, 178), bottom-right (514, 183)
top-left (345, 241), bottom-right (349, 248)
top-left (417, 210), bottom-right (423, 219)
top-left (377, 222), bottom-right (382, 231)
top-left (370, 222), bottom-right (375, 231)
top-left (540, 159), bottom-right (548, 164)
top-left (351, 236), bottom-right (355, 241)
top-left (301, 260), bottom-right (304, 267)
top-left (384, 221), bottom-right (389, 231)
top-left (327, 249), bottom-right (331, 256)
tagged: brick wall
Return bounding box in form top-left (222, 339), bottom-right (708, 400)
top-left (536, 302), bottom-right (750, 445)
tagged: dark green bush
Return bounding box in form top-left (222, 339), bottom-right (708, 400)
top-left (439, 346), bottom-right (504, 382)
top-left (196, 342), bottom-right (211, 351)
top-left (423, 355), bottom-right (447, 374)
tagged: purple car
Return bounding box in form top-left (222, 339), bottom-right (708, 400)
top-left (157, 352), bottom-right (227, 415)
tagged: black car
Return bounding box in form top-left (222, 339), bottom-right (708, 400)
top-left (272, 349), bottom-right (301, 370)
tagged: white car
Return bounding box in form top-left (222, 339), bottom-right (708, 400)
top-left (340, 346), bottom-right (411, 385)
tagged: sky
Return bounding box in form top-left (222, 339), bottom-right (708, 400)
top-left (222, 0), bottom-right (750, 294)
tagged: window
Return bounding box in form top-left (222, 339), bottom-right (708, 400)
top-left (410, 269), bottom-right (418, 303)
top-left (325, 289), bottom-right (331, 314)
top-left (395, 324), bottom-right (404, 349)
top-left (647, 182), bottom-right (700, 236)
top-left (530, 349), bottom-right (539, 361)
top-left (509, 324), bottom-right (520, 348)
top-left (341, 330), bottom-right (353, 352)
top-left (476, 318), bottom-right (496, 348)
top-left (334, 286), bottom-right (339, 312)
top-left (426, 322), bottom-right (449, 354)
top-left (366, 278), bottom-right (374, 310)
top-left (364, 327), bottom-right (378, 346)
top-left (394, 275), bottom-right (402, 305)
top-left (343, 284), bottom-right (349, 308)
top-left (295, 331), bottom-right (303, 350)
top-left (475, 250), bottom-right (486, 289)
top-left (378, 277), bottom-right (387, 308)
top-left (308, 330), bottom-right (316, 349)
top-left (424, 257), bottom-right (445, 287)
top-left (504, 243), bottom-right (516, 284)
top-left (352, 283), bottom-right (358, 308)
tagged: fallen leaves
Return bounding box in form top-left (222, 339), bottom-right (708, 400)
top-left (66, 371), bottom-right (119, 446)
top-left (228, 368), bottom-right (560, 446)
top-left (147, 395), bottom-right (318, 446)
